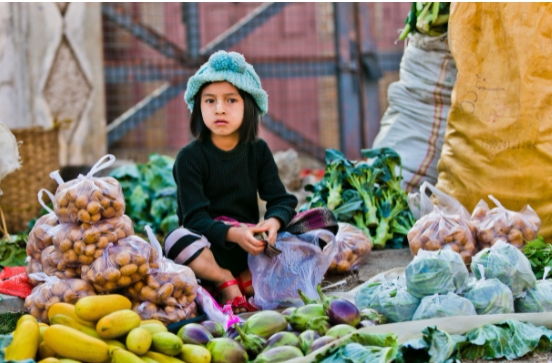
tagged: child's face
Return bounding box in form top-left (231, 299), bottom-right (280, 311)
top-left (200, 81), bottom-right (244, 143)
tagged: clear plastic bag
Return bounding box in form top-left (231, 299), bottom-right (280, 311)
top-left (81, 235), bottom-right (152, 293)
top-left (412, 292), bottom-right (477, 320)
top-left (471, 239), bottom-right (536, 298)
top-left (327, 223), bottom-right (372, 275)
top-left (26, 257), bottom-right (43, 286)
top-left (40, 245), bottom-right (81, 280)
top-left (515, 267), bottom-right (552, 313)
top-left (26, 190), bottom-right (59, 261)
top-left (51, 155), bottom-right (125, 224)
top-left (24, 273), bottom-right (95, 322)
top-left (471, 195), bottom-right (541, 250)
top-left (125, 226), bottom-right (198, 306)
top-left (49, 214), bottom-right (133, 266)
top-left (132, 300), bottom-right (198, 324)
top-left (248, 229), bottom-right (338, 310)
top-left (464, 264), bottom-right (514, 315)
top-left (405, 247), bottom-right (469, 298)
top-left (367, 280), bottom-right (420, 323)
top-left (407, 182), bottom-right (478, 266)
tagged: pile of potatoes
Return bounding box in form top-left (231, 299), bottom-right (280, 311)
top-left (50, 215), bottom-right (134, 266)
top-left (408, 212), bottom-right (478, 265)
top-left (132, 300), bottom-right (198, 324)
top-left (327, 223), bottom-right (373, 274)
top-left (26, 213), bottom-right (58, 261)
top-left (53, 176), bottom-right (125, 224)
top-left (40, 246), bottom-right (82, 281)
top-left (471, 198), bottom-right (541, 250)
top-left (125, 267), bottom-right (197, 306)
top-left (24, 277), bottom-right (95, 322)
top-left (80, 236), bottom-right (153, 293)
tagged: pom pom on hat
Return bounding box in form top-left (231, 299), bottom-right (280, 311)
top-left (184, 51), bottom-right (268, 115)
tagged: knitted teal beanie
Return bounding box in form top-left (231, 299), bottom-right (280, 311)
top-left (184, 51), bottom-right (268, 115)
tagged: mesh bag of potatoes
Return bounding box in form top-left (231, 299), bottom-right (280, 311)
top-left (81, 235), bottom-right (153, 293)
top-left (471, 195), bottom-right (541, 250)
top-left (26, 190), bottom-right (59, 261)
top-left (50, 155), bottom-right (125, 224)
top-left (132, 300), bottom-right (198, 324)
top-left (24, 273), bottom-right (95, 322)
top-left (48, 214), bottom-right (134, 266)
top-left (40, 245), bottom-right (82, 280)
top-left (327, 223), bottom-right (372, 274)
top-left (407, 182), bottom-right (478, 265)
top-left (125, 226), bottom-right (198, 306)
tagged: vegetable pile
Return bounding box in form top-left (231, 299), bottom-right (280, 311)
top-left (301, 148), bottom-right (415, 249)
top-left (110, 154), bottom-right (179, 238)
top-left (398, 2), bottom-right (451, 41)
top-left (523, 236), bottom-right (552, 279)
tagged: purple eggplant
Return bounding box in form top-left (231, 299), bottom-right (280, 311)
top-left (226, 322), bottom-right (245, 339)
top-left (305, 316), bottom-right (331, 336)
top-left (359, 308), bottom-right (386, 325)
top-left (233, 323), bottom-right (266, 359)
top-left (299, 330), bottom-right (320, 354)
top-left (306, 336), bottom-right (336, 355)
top-left (177, 323), bottom-right (213, 345)
top-left (281, 307), bottom-right (297, 317)
top-left (206, 337), bottom-right (248, 363)
top-left (254, 346), bottom-right (303, 363)
top-left (200, 320), bottom-right (226, 338)
top-left (325, 324), bottom-right (357, 339)
top-left (286, 304), bottom-right (325, 332)
top-left (317, 285), bottom-right (360, 327)
top-left (262, 331), bottom-right (301, 352)
top-left (243, 311), bottom-right (287, 339)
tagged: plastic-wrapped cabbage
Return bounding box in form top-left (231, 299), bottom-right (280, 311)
top-left (405, 248), bottom-right (469, 298)
top-left (471, 240), bottom-right (536, 298)
top-left (370, 286), bottom-right (420, 323)
top-left (354, 281), bottom-right (385, 310)
top-left (412, 292), bottom-right (476, 320)
top-left (464, 265), bottom-right (514, 315)
top-left (515, 267), bottom-right (552, 313)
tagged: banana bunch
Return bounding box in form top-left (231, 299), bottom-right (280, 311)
top-left (399, 2), bottom-right (450, 41)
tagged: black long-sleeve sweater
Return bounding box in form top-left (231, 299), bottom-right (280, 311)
top-left (173, 137), bottom-right (298, 276)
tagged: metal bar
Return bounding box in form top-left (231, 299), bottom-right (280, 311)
top-left (106, 82), bottom-right (187, 146)
top-left (182, 3), bottom-right (201, 61)
top-left (357, 3), bottom-right (381, 149)
top-left (334, 3), bottom-right (363, 160)
top-left (102, 4), bottom-right (186, 63)
top-left (104, 60), bottom-right (337, 84)
top-left (200, 2), bottom-right (289, 55)
top-left (263, 114), bottom-right (325, 161)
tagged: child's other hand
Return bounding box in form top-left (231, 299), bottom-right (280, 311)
top-left (257, 218), bottom-right (281, 246)
top-left (228, 225), bottom-right (267, 256)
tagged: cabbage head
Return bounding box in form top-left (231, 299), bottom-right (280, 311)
top-left (471, 240), bottom-right (536, 298)
top-left (412, 292), bottom-right (476, 320)
top-left (406, 249), bottom-right (469, 298)
top-left (515, 279), bottom-right (552, 313)
top-left (464, 277), bottom-right (514, 315)
top-left (370, 287), bottom-right (420, 323)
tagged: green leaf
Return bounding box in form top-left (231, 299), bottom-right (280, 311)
top-left (318, 343), bottom-right (396, 363)
top-left (109, 164), bottom-right (141, 180)
top-left (129, 185), bottom-right (150, 216)
top-left (457, 324), bottom-right (512, 360)
top-left (160, 215), bottom-right (179, 234)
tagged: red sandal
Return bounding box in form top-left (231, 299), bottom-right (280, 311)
top-left (218, 279), bottom-right (258, 313)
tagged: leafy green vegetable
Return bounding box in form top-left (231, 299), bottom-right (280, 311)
top-left (316, 332), bottom-right (398, 363)
top-left (397, 326), bottom-right (463, 363)
top-left (301, 147), bottom-right (414, 249)
top-left (0, 233), bottom-right (28, 267)
top-left (412, 293), bottom-right (476, 321)
top-left (398, 2), bottom-right (451, 41)
top-left (110, 153), bottom-right (177, 238)
top-left (514, 271), bottom-right (552, 313)
top-left (523, 236), bottom-right (552, 279)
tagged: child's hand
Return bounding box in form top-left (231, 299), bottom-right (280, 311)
top-left (227, 225), bottom-right (268, 256)
top-left (256, 218), bottom-right (281, 246)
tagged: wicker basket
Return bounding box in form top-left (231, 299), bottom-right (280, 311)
top-left (0, 127), bottom-right (60, 233)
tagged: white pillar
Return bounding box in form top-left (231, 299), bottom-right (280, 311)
top-left (0, 2), bottom-right (106, 166)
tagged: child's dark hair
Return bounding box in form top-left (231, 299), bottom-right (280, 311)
top-left (190, 82), bottom-right (260, 144)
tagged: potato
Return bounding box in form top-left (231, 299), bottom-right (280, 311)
top-left (132, 301), bottom-right (198, 324)
top-left (24, 277), bottom-right (95, 323)
top-left (26, 213), bottom-right (59, 260)
top-left (326, 223), bottom-right (373, 275)
top-left (53, 174), bottom-right (126, 224)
